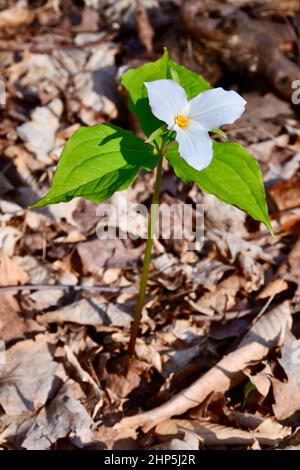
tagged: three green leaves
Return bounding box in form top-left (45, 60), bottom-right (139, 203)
top-left (33, 50), bottom-right (272, 234)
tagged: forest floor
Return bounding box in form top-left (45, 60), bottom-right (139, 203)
top-left (0, 0), bottom-right (300, 450)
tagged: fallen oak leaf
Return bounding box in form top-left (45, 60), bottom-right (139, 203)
top-left (0, 251), bottom-right (31, 341)
top-left (117, 302), bottom-right (291, 431)
top-left (0, 252), bottom-right (28, 287)
top-left (244, 361), bottom-right (273, 397)
top-left (37, 298), bottom-right (133, 328)
top-left (76, 238), bottom-right (144, 274)
top-left (0, 336), bottom-right (60, 415)
top-left (272, 376), bottom-right (300, 421)
top-left (21, 380), bottom-right (93, 450)
top-left (91, 424), bottom-right (138, 450)
top-left (155, 418), bottom-right (290, 447)
top-left (269, 177), bottom-right (300, 212)
top-left (225, 409), bottom-right (290, 440)
top-left (0, 0), bottom-right (35, 29)
top-left (150, 428), bottom-right (199, 450)
top-left (272, 331), bottom-right (300, 421)
top-left (257, 278), bottom-right (289, 300)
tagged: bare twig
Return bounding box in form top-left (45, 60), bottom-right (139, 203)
top-left (0, 284), bottom-right (137, 294)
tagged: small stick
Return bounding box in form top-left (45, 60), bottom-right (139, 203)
top-left (0, 284), bottom-right (137, 294)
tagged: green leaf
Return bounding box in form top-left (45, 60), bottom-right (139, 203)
top-left (170, 66), bottom-right (180, 85)
top-left (121, 49), bottom-right (211, 137)
top-left (168, 58), bottom-right (211, 100)
top-left (121, 50), bottom-right (169, 137)
top-left (32, 123), bottom-right (158, 207)
top-left (242, 381), bottom-right (257, 409)
top-left (166, 141), bottom-right (273, 234)
top-left (145, 125), bottom-right (167, 145)
top-left (211, 128), bottom-right (228, 139)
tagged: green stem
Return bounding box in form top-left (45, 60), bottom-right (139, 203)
top-left (127, 156), bottom-right (163, 356)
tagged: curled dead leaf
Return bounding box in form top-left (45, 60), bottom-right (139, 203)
top-left (118, 303), bottom-right (291, 431)
top-left (155, 418), bottom-right (290, 447)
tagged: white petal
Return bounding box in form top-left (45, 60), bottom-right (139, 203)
top-left (188, 87), bottom-right (246, 131)
top-left (145, 79), bottom-right (189, 129)
top-left (175, 120), bottom-right (213, 171)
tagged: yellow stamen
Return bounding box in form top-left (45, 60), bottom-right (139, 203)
top-left (175, 114), bottom-right (190, 128)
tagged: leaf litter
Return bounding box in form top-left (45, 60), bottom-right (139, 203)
top-left (0, 0), bottom-right (299, 450)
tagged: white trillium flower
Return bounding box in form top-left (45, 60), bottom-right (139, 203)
top-left (145, 79), bottom-right (247, 171)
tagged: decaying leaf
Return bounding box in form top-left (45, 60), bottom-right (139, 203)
top-left (17, 99), bottom-right (63, 164)
top-left (244, 362), bottom-right (273, 397)
top-left (272, 331), bottom-right (300, 420)
top-left (76, 239), bottom-right (144, 274)
top-left (257, 279), bottom-right (289, 299)
top-left (0, 0), bottom-right (35, 29)
top-left (155, 418), bottom-right (291, 447)
top-left (0, 252), bottom-right (31, 341)
top-left (119, 303), bottom-right (291, 431)
top-left (91, 424), bottom-right (138, 450)
top-left (0, 336), bottom-right (60, 415)
top-left (151, 428), bottom-right (199, 450)
top-left (21, 380), bottom-right (93, 450)
top-left (37, 298), bottom-right (133, 328)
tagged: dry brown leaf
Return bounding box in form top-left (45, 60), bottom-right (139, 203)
top-left (76, 238), bottom-right (144, 274)
top-left (208, 230), bottom-right (272, 291)
top-left (21, 380), bottom-right (93, 450)
top-left (0, 252), bottom-right (28, 286)
top-left (14, 255), bottom-right (50, 285)
top-left (25, 289), bottom-right (64, 311)
top-left (0, 252), bottom-right (31, 341)
top-left (102, 357), bottom-right (152, 400)
top-left (269, 177), bottom-right (300, 211)
top-left (135, 341), bottom-right (162, 372)
top-left (0, 301), bottom-right (23, 342)
top-left (73, 43), bottom-right (118, 124)
top-left (280, 212), bottom-right (300, 234)
top-left (244, 362), bottom-right (273, 397)
top-left (278, 237), bottom-right (300, 281)
top-left (91, 425), bottom-right (138, 450)
top-left (17, 99), bottom-right (63, 164)
top-left (0, 336), bottom-right (60, 415)
top-left (156, 319), bottom-right (206, 378)
top-left (151, 428), bottom-right (199, 450)
top-left (0, 0), bottom-right (35, 29)
top-left (272, 331), bottom-right (300, 420)
top-left (8, 50), bottom-right (70, 105)
top-left (0, 227), bottom-right (22, 257)
top-left (155, 418), bottom-right (289, 447)
top-left (184, 258), bottom-right (234, 291)
top-left (272, 377), bottom-right (300, 421)
top-left (203, 193), bottom-right (247, 236)
top-left (257, 279), bottom-right (289, 299)
top-left (37, 298), bottom-right (133, 328)
top-left (225, 409), bottom-right (290, 440)
top-left (118, 303), bottom-right (291, 431)
top-left (193, 274), bottom-right (240, 315)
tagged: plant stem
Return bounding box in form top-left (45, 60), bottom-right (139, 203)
top-left (127, 156), bottom-right (163, 356)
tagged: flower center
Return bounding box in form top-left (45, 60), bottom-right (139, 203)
top-left (175, 114), bottom-right (189, 128)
